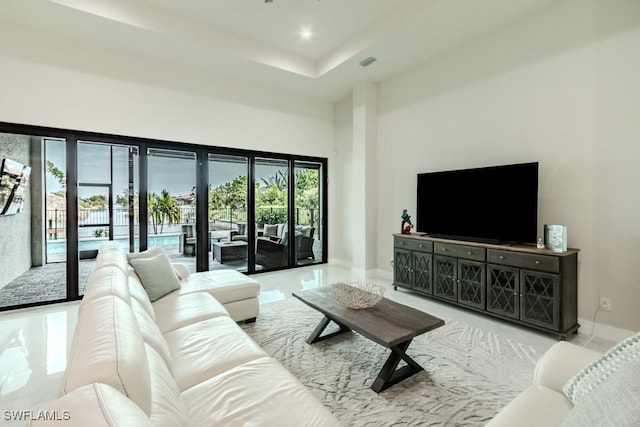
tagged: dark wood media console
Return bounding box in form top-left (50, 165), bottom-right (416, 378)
top-left (392, 234), bottom-right (579, 338)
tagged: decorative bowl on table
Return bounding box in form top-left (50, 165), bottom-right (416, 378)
top-left (331, 281), bottom-right (385, 309)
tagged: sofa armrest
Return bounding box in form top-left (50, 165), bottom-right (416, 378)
top-left (534, 341), bottom-right (602, 393)
top-left (172, 263), bottom-right (190, 281)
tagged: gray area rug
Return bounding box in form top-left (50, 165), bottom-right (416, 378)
top-left (242, 298), bottom-right (540, 426)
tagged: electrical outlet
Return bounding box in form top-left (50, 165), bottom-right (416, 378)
top-left (600, 297), bottom-right (612, 312)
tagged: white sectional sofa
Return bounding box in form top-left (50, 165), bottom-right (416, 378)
top-left (488, 337), bottom-right (640, 426)
top-left (30, 243), bottom-right (341, 426)
top-left (486, 341), bottom-right (601, 426)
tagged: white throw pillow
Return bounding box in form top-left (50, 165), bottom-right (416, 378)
top-left (263, 224), bottom-right (278, 237)
top-left (126, 246), bottom-right (163, 262)
top-left (127, 247), bottom-right (182, 281)
top-left (563, 331), bottom-right (640, 405)
top-left (129, 252), bottom-right (181, 302)
top-left (562, 360), bottom-right (640, 427)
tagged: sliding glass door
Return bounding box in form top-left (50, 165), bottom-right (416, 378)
top-left (0, 133), bottom-right (68, 310)
top-left (147, 148), bottom-right (197, 273)
top-left (254, 158), bottom-right (289, 271)
top-left (44, 138), bottom-right (67, 266)
top-left (294, 161), bottom-right (322, 266)
top-left (0, 120), bottom-right (328, 313)
top-left (77, 141), bottom-right (139, 294)
top-left (208, 154), bottom-right (249, 272)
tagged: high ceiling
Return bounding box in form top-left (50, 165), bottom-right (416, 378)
top-left (0, 0), bottom-right (558, 102)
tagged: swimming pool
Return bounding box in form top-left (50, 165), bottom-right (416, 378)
top-left (46, 234), bottom-right (180, 254)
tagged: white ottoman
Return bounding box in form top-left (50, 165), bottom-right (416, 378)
top-left (176, 268), bottom-right (260, 322)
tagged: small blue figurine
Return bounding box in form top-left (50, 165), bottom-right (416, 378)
top-left (401, 209), bottom-right (413, 234)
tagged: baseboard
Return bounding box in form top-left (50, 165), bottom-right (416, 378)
top-left (578, 317), bottom-right (635, 343)
top-left (327, 259), bottom-right (386, 280)
top-left (372, 268), bottom-right (393, 281)
top-left (349, 267), bottom-right (380, 278)
top-left (328, 258), bottom-right (351, 268)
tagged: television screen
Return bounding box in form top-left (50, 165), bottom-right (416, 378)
top-left (416, 162), bottom-right (538, 244)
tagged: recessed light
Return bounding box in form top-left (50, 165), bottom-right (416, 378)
top-left (300, 29), bottom-right (313, 40)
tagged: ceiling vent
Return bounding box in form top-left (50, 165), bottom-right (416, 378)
top-left (359, 56), bottom-right (377, 67)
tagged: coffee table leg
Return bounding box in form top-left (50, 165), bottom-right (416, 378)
top-left (306, 315), bottom-right (351, 344)
top-left (371, 339), bottom-right (423, 393)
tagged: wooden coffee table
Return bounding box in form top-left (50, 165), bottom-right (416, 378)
top-left (292, 287), bottom-right (445, 393)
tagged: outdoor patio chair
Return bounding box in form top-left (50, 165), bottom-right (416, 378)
top-left (179, 224), bottom-right (196, 256)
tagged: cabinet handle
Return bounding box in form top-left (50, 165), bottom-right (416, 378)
top-left (499, 255), bottom-right (505, 260)
top-left (513, 292), bottom-right (518, 296)
top-left (419, 244), bottom-right (424, 248)
top-left (467, 251), bottom-right (472, 255)
top-left (390, 260), bottom-right (394, 266)
top-left (442, 248), bottom-right (447, 252)
top-left (535, 260), bottom-right (541, 265)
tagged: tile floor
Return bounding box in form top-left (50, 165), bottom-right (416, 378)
top-left (0, 264), bottom-right (615, 425)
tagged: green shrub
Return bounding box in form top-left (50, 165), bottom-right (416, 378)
top-left (256, 207), bottom-right (287, 227)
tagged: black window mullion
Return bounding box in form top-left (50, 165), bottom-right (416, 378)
top-left (247, 157), bottom-right (256, 273)
top-left (196, 149), bottom-right (209, 272)
top-left (108, 146), bottom-right (114, 240)
top-left (128, 146), bottom-right (136, 253)
top-left (322, 161), bottom-right (328, 263)
top-left (139, 142), bottom-right (149, 252)
top-left (287, 158), bottom-right (296, 267)
top-left (66, 135), bottom-right (79, 300)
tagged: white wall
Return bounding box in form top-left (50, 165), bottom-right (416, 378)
top-left (375, 0), bottom-right (640, 332)
top-left (329, 95), bottom-right (354, 265)
top-left (0, 24), bottom-right (334, 158)
top-left (0, 57), bottom-right (333, 158)
top-left (351, 83), bottom-right (379, 274)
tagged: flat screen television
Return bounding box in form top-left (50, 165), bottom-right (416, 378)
top-left (416, 162), bottom-right (538, 244)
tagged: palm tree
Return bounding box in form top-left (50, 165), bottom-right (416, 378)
top-left (148, 189), bottom-right (181, 234)
top-left (260, 170), bottom-right (287, 191)
top-left (148, 193), bottom-right (160, 234)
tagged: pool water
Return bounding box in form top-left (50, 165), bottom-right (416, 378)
top-left (46, 234), bottom-right (180, 254)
